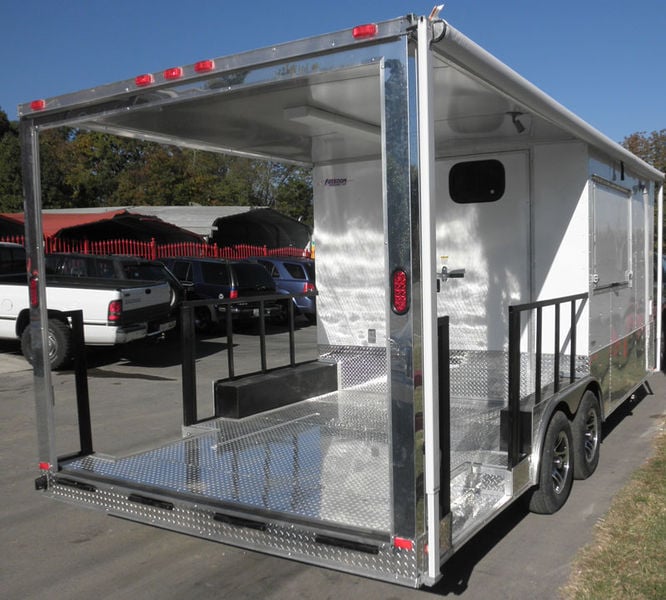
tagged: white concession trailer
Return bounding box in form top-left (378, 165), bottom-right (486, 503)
top-left (21, 11), bottom-right (664, 587)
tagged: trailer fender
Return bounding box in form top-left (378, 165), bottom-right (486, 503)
top-left (571, 390), bottom-right (602, 479)
top-left (526, 410), bottom-right (574, 514)
top-left (528, 376), bottom-right (599, 484)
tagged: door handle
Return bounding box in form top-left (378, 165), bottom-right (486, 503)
top-left (436, 266), bottom-right (465, 291)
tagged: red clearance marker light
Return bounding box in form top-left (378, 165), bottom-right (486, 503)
top-left (393, 537), bottom-right (414, 551)
top-left (164, 67), bottom-right (183, 80)
top-left (30, 99), bottom-right (46, 111)
top-left (391, 269), bottom-right (409, 315)
top-left (135, 73), bottom-right (154, 87)
top-left (352, 23), bottom-right (378, 39)
top-left (39, 462), bottom-right (51, 471)
top-left (194, 59), bottom-right (215, 73)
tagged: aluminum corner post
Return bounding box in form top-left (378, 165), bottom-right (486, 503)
top-left (415, 16), bottom-right (444, 585)
top-left (657, 182), bottom-right (664, 371)
top-left (19, 118), bottom-right (57, 470)
top-left (383, 30), bottom-right (421, 548)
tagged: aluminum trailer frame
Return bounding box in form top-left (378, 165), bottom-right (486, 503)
top-left (21, 13), bottom-right (664, 587)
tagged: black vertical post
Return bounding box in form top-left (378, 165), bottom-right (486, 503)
top-left (554, 304), bottom-right (560, 394)
top-left (437, 317), bottom-right (450, 518)
top-left (288, 300), bottom-right (296, 368)
top-left (535, 306), bottom-right (542, 405)
top-left (259, 300), bottom-right (267, 372)
top-left (226, 306), bottom-right (235, 380)
top-left (181, 304), bottom-right (197, 426)
top-left (507, 307), bottom-right (521, 468)
top-left (570, 299), bottom-right (577, 383)
top-left (70, 310), bottom-right (93, 456)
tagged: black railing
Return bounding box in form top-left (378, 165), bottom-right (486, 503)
top-left (507, 292), bottom-right (588, 467)
top-left (58, 310), bottom-right (93, 465)
top-left (180, 291), bottom-right (315, 427)
top-left (438, 316), bottom-right (451, 523)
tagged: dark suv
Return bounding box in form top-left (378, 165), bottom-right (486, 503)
top-left (163, 257), bottom-right (282, 332)
top-left (44, 253), bottom-right (186, 315)
top-left (249, 256), bottom-right (316, 323)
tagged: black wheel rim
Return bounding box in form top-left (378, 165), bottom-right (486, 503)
top-left (583, 408), bottom-right (600, 463)
top-left (551, 430), bottom-right (571, 494)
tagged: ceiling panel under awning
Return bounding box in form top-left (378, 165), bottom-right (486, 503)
top-left (81, 64), bottom-right (384, 165)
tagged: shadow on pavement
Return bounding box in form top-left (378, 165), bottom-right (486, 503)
top-left (75, 335), bottom-right (235, 370)
top-left (431, 501), bottom-right (530, 595)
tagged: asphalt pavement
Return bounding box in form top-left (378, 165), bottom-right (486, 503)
top-left (0, 331), bottom-right (664, 600)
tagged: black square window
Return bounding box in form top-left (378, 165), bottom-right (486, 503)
top-left (449, 159), bottom-right (505, 203)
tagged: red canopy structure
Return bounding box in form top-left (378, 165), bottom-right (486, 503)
top-left (0, 210), bottom-right (204, 244)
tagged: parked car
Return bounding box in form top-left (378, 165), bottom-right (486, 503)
top-left (1, 245), bottom-right (175, 369)
top-left (162, 257), bottom-right (283, 332)
top-left (249, 256), bottom-right (316, 324)
top-left (45, 253), bottom-right (187, 317)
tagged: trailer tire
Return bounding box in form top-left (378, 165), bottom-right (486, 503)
top-left (527, 411), bottom-right (574, 514)
top-left (572, 391), bottom-right (601, 480)
top-left (20, 318), bottom-right (72, 370)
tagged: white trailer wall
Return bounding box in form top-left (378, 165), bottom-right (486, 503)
top-left (313, 159), bottom-right (386, 350)
top-left (531, 141), bottom-right (590, 356)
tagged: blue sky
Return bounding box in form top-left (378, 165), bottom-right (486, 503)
top-left (2, 1), bottom-right (664, 143)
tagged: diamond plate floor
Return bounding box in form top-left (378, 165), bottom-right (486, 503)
top-left (62, 388), bottom-right (392, 532)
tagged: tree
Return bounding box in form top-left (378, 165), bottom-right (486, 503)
top-left (622, 129), bottom-right (666, 174)
top-left (622, 129), bottom-right (666, 254)
top-left (0, 111), bottom-right (314, 230)
top-left (0, 109), bottom-right (23, 212)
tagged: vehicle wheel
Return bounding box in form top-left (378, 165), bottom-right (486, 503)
top-left (527, 411), bottom-right (574, 514)
top-left (20, 318), bottom-right (72, 370)
top-left (572, 391), bottom-right (601, 480)
top-left (194, 306), bottom-right (214, 333)
top-left (304, 313), bottom-right (316, 325)
top-left (275, 300), bottom-right (291, 325)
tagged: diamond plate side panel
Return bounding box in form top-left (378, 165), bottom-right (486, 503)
top-left (45, 479), bottom-right (420, 587)
top-left (319, 345), bottom-right (389, 391)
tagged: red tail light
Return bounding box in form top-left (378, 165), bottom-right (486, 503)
top-left (29, 276), bottom-right (39, 308)
top-left (391, 269), bottom-right (409, 314)
top-left (303, 282), bottom-right (316, 293)
top-left (229, 288), bottom-right (239, 300)
top-left (108, 300), bottom-right (122, 322)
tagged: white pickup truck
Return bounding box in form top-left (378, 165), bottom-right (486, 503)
top-left (0, 243), bottom-right (176, 369)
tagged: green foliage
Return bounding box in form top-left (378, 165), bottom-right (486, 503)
top-left (0, 117), bottom-right (22, 212)
top-left (0, 107), bottom-right (312, 222)
top-left (621, 129), bottom-right (665, 254)
top-left (47, 127), bottom-right (312, 212)
top-left (622, 129), bottom-right (666, 173)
